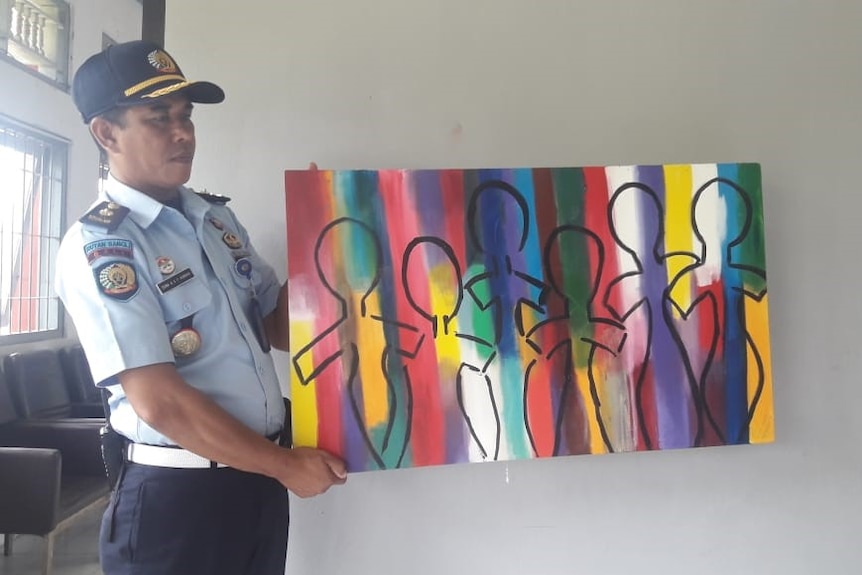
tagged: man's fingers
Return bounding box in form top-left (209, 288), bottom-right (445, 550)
top-left (308, 162), bottom-right (318, 171)
top-left (323, 453), bottom-right (348, 480)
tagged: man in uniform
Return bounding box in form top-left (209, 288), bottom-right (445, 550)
top-left (55, 40), bottom-right (346, 575)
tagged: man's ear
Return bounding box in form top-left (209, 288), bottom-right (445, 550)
top-left (90, 117), bottom-right (120, 153)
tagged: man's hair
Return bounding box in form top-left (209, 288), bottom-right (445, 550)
top-left (98, 107), bottom-right (127, 128)
top-left (90, 107), bottom-right (127, 154)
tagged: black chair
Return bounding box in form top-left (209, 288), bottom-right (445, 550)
top-left (59, 344), bottom-right (103, 410)
top-left (3, 349), bottom-right (104, 421)
top-left (0, 365), bottom-right (110, 575)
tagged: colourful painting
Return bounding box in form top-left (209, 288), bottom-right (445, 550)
top-left (284, 164), bottom-right (774, 473)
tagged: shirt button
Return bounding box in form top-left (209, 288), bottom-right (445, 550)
top-left (182, 302), bottom-right (192, 312)
top-left (240, 324), bottom-right (248, 332)
top-left (257, 366), bottom-right (264, 375)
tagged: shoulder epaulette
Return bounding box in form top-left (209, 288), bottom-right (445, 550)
top-left (195, 189), bottom-right (231, 205)
top-left (79, 201), bottom-right (130, 232)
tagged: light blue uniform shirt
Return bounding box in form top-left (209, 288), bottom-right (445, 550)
top-left (55, 176), bottom-right (285, 445)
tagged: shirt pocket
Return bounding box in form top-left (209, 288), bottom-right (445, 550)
top-left (157, 273), bottom-right (212, 324)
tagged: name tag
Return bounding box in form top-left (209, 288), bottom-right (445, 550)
top-left (157, 268), bottom-right (194, 294)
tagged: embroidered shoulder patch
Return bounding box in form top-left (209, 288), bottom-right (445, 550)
top-left (84, 239), bottom-right (134, 264)
top-left (94, 260), bottom-right (138, 301)
top-left (79, 201), bottom-right (130, 232)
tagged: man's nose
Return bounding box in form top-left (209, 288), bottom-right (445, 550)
top-left (173, 119), bottom-right (194, 141)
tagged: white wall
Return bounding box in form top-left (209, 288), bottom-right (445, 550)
top-left (0, 0), bottom-right (141, 353)
top-left (165, 1), bottom-right (862, 574)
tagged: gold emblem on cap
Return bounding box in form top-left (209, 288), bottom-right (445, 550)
top-left (171, 328), bottom-right (201, 357)
top-left (147, 50), bottom-right (177, 73)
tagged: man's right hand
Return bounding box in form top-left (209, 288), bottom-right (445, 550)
top-left (279, 447), bottom-right (347, 498)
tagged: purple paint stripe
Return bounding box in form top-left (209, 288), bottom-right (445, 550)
top-left (415, 171), bottom-right (445, 239)
top-left (637, 166), bottom-right (692, 449)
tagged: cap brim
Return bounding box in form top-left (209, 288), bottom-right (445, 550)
top-left (127, 79), bottom-right (225, 105)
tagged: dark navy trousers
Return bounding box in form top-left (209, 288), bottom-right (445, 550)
top-left (100, 462), bottom-right (289, 575)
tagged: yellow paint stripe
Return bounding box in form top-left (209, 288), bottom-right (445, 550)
top-left (429, 264), bottom-right (461, 364)
top-left (573, 364), bottom-right (607, 454)
top-left (354, 291), bottom-right (389, 427)
top-left (290, 321), bottom-right (319, 447)
top-left (746, 294), bottom-right (775, 443)
top-left (663, 165), bottom-right (693, 311)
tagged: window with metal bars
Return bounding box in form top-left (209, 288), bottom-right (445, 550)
top-left (0, 116), bottom-right (65, 342)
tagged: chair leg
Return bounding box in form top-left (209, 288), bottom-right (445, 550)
top-left (42, 532), bottom-right (55, 575)
top-left (3, 533), bottom-right (12, 556)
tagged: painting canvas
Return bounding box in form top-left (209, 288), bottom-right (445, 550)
top-left (284, 164), bottom-right (774, 473)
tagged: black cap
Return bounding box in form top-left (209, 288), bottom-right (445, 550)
top-left (72, 40), bottom-right (225, 123)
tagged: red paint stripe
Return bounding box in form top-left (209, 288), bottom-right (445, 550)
top-left (524, 168), bottom-right (561, 455)
top-left (583, 167), bottom-right (620, 319)
top-left (636, 360), bottom-right (659, 450)
top-left (378, 171), bottom-right (445, 466)
top-left (285, 170), bottom-right (343, 455)
top-left (438, 170), bottom-right (467, 269)
top-left (696, 278), bottom-right (727, 446)
top-left (525, 356), bottom-right (554, 457)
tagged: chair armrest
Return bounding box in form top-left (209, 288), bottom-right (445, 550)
top-left (0, 447), bottom-right (61, 535)
top-left (0, 420), bottom-right (106, 476)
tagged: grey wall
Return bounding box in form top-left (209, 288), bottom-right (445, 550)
top-left (0, 0), bottom-right (141, 354)
top-left (164, 1), bottom-right (862, 573)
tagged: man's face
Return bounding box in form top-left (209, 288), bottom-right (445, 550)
top-left (102, 94), bottom-right (196, 200)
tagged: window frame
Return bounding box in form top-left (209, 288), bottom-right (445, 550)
top-left (0, 113), bottom-right (67, 345)
top-left (0, 0), bottom-right (72, 90)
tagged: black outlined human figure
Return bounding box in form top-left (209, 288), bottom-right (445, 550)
top-left (292, 217), bottom-right (423, 470)
top-left (525, 225), bottom-right (630, 456)
top-left (463, 179), bottom-right (551, 459)
top-left (605, 183), bottom-right (700, 451)
top-left (402, 237), bottom-right (500, 463)
top-left (665, 177), bottom-right (768, 446)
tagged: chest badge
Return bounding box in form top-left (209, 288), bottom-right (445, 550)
top-left (235, 258), bottom-right (252, 278)
top-left (156, 256), bottom-right (176, 276)
top-left (171, 328), bottom-right (202, 357)
top-left (222, 232), bottom-right (242, 249)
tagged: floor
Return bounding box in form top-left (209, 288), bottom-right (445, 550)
top-left (0, 503), bottom-right (105, 575)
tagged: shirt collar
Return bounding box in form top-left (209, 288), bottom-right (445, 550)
top-left (101, 174), bottom-right (211, 229)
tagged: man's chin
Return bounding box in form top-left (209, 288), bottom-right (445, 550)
top-left (166, 167), bottom-right (193, 187)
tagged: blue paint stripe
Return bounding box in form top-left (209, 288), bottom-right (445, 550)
top-left (717, 163), bottom-right (748, 443)
top-left (513, 168), bottom-right (544, 285)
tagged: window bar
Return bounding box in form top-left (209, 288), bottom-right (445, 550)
top-left (33, 138), bottom-right (44, 331)
top-left (23, 132), bottom-right (36, 333)
top-left (0, 127), bottom-right (8, 333)
top-left (40, 144), bottom-right (54, 331)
